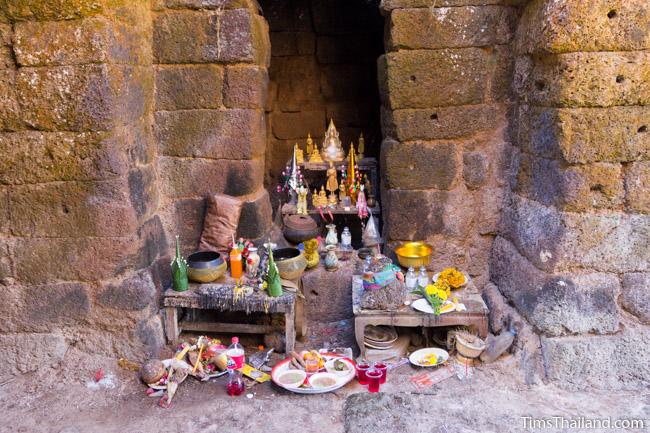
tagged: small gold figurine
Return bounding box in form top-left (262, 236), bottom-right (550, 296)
top-left (339, 181), bottom-right (347, 202)
top-left (309, 142), bottom-right (323, 163)
top-left (311, 189), bottom-right (320, 208)
top-left (318, 186), bottom-right (328, 207)
top-left (328, 192), bottom-right (338, 207)
top-left (357, 133), bottom-right (365, 160)
top-left (325, 161), bottom-right (338, 195)
top-left (297, 184), bottom-right (308, 214)
top-left (294, 143), bottom-right (304, 164)
top-left (306, 133), bottom-right (314, 156)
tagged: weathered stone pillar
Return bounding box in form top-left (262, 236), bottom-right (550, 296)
top-left (379, 0), bottom-right (517, 289)
top-left (491, 0), bottom-right (650, 390)
top-left (152, 0), bottom-right (272, 254)
top-left (0, 0), bottom-right (165, 375)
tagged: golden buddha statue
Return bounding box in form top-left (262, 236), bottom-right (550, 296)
top-left (318, 186), bottom-right (328, 207)
top-left (306, 133), bottom-right (314, 156)
top-left (325, 161), bottom-right (338, 195)
top-left (297, 184), bottom-right (308, 214)
top-left (321, 119), bottom-right (345, 162)
top-left (309, 142), bottom-right (323, 163)
top-left (357, 133), bottom-right (365, 160)
top-left (294, 143), bottom-right (304, 164)
top-left (311, 189), bottom-right (320, 208)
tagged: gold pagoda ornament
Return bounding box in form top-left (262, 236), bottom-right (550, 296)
top-left (306, 133), bottom-right (314, 156)
top-left (321, 119), bottom-right (345, 162)
top-left (346, 142), bottom-right (359, 204)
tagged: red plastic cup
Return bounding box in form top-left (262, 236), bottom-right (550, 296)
top-left (367, 368), bottom-right (382, 393)
top-left (356, 362), bottom-right (370, 385)
top-left (375, 362), bottom-right (387, 384)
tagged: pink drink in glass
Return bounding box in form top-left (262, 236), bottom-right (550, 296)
top-left (367, 368), bottom-right (382, 393)
top-left (356, 362), bottom-right (370, 385)
top-left (375, 362), bottom-right (387, 384)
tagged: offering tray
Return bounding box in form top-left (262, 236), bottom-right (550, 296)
top-left (271, 353), bottom-right (356, 394)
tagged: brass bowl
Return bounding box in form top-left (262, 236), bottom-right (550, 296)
top-left (394, 242), bottom-right (433, 268)
top-left (273, 248), bottom-right (307, 280)
top-left (187, 251), bottom-right (227, 283)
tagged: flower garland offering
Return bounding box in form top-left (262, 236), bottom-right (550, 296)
top-left (437, 267), bottom-right (465, 289)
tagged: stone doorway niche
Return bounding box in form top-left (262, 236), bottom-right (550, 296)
top-left (260, 0), bottom-right (385, 230)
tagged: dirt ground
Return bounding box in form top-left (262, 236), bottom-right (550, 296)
top-left (2, 347), bottom-right (649, 433)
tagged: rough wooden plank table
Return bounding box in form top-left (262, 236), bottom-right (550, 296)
top-left (352, 275), bottom-right (489, 358)
top-left (163, 282), bottom-right (296, 354)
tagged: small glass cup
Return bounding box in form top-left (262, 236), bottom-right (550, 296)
top-left (374, 362), bottom-right (387, 384)
top-left (305, 357), bottom-right (319, 375)
top-left (366, 368), bottom-right (382, 393)
top-left (356, 362), bottom-right (370, 385)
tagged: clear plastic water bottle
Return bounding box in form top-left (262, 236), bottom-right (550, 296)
top-left (417, 266), bottom-right (429, 288)
top-left (226, 336), bottom-right (245, 369)
top-left (405, 267), bottom-right (417, 290)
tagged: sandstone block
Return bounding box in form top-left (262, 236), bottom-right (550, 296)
top-left (0, 24), bottom-right (13, 69)
top-left (518, 105), bottom-right (650, 163)
top-left (237, 188), bottom-right (272, 239)
top-left (621, 273), bottom-right (650, 324)
top-left (159, 156), bottom-right (264, 198)
top-left (98, 269), bottom-right (157, 311)
top-left (503, 194), bottom-right (650, 274)
top-left (272, 110), bottom-right (325, 140)
top-left (271, 56), bottom-right (322, 111)
top-left (463, 151), bottom-right (489, 189)
top-left (17, 64), bottom-right (151, 132)
top-left (262, 0), bottom-right (311, 32)
top-left (269, 32), bottom-right (315, 56)
top-left (388, 6), bottom-right (516, 50)
top-left (304, 319), bottom-right (357, 353)
top-left (301, 261), bottom-right (355, 322)
top-left (541, 328), bottom-right (650, 390)
top-left (157, 0), bottom-right (252, 10)
top-left (384, 189), bottom-right (444, 240)
top-left (478, 187), bottom-right (504, 235)
top-left (490, 236), bottom-right (620, 336)
top-left (0, 130), bottom-right (129, 185)
top-left (23, 282), bottom-right (91, 325)
top-left (382, 139), bottom-right (459, 190)
top-left (519, 51), bottom-right (650, 108)
top-left (317, 34), bottom-right (382, 64)
top-left (0, 70), bottom-right (23, 131)
top-left (223, 65), bottom-right (268, 109)
top-left (0, 188), bottom-right (8, 235)
top-left (13, 217), bottom-right (166, 284)
top-left (380, 0), bottom-right (523, 11)
top-left (382, 104), bottom-right (501, 141)
top-left (379, 49), bottom-right (489, 109)
top-left (155, 65), bottom-right (223, 110)
top-left (128, 165), bottom-right (159, 219)
top-left (625, 161), bottom-right (650, 214)
top-left (162, 198), bottom-right (206, 253)
top-left (3, 0), bottom-right (102, 21)
top-left (156, 109), bottom-right (265, 160)
top-left (517, 0), bottom-right (650, 54)
top-left (13, 17), bottom-right (149, 67)
top-left (515, 155), bottom-right (624, 212)
top-left (219, 10), bottom-right (270, 65)
top-left (8, 179), bottom-right (141, 238)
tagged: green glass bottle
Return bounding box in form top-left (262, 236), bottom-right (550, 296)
top-left (171, 235), bottom-right (188, 292)
top-left (266, 248), bottom-right (283, 297)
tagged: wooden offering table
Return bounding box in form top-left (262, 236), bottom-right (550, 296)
top-left (352, 276), bottom-right (489, 357)
top-left (163, 283), bottom-right (296, 354)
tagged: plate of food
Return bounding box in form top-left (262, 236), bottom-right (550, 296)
top-left (432, 268), bottom-right (470, 289)
top-left (271, 351), bottom-right (356, 394)
top-left (409, 348), bottom-right (449, 368)
top-left (411, 298), bottom-right (458, 315)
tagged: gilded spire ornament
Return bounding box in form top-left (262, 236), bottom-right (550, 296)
top-left (346, 142), bottom-right (359, 204)
top-left (321, 119), bottom-right (345, 162)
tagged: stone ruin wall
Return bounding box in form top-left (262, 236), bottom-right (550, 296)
top-left (0, 0), bottom-right (649, 390)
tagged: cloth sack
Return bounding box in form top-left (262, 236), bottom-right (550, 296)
top-left (198, 193), bottom-right (243, 252)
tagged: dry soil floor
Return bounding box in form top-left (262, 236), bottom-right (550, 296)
top-left (2, 350), bottom-right (649, 433)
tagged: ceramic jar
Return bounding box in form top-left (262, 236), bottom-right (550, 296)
top-left (324, 245), bottom-right (339, 272)
top-left (283, 214), bottom-right (319, 244)
top-left (245, 247), bottom-right (260, 279)
top-left (325, 224), bottom-right (338, 247)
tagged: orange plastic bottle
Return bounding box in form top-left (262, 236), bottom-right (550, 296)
top-left (230, 247), bottom-right (243, 279)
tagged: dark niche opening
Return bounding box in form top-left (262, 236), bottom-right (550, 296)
top-left (261, 0), bottom-right (385, 220)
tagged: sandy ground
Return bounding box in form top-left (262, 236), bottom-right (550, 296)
top-left (2, 349), bottom-right (649, 433)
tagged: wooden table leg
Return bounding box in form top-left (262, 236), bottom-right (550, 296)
top-left (477, 315), bottom-right (489, 339)
top-left (164, 307), bottom-right (180, 343)
top-left (285, 307), bottom-right (296, 354)
top-left (354, 317), bottom-right (367, 359)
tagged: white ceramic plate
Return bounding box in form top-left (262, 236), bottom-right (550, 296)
top-left (271, 354), bottom-right (356, 394)
top-left (432, 271), bottom-right (471, 288)
top-left (411, 298), bottom-right (455, 315)
top-left (409, 347), bottom-right (449, 367)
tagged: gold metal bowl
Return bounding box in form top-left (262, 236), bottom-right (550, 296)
top-left (394, 242), bottom-right (433, 268)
